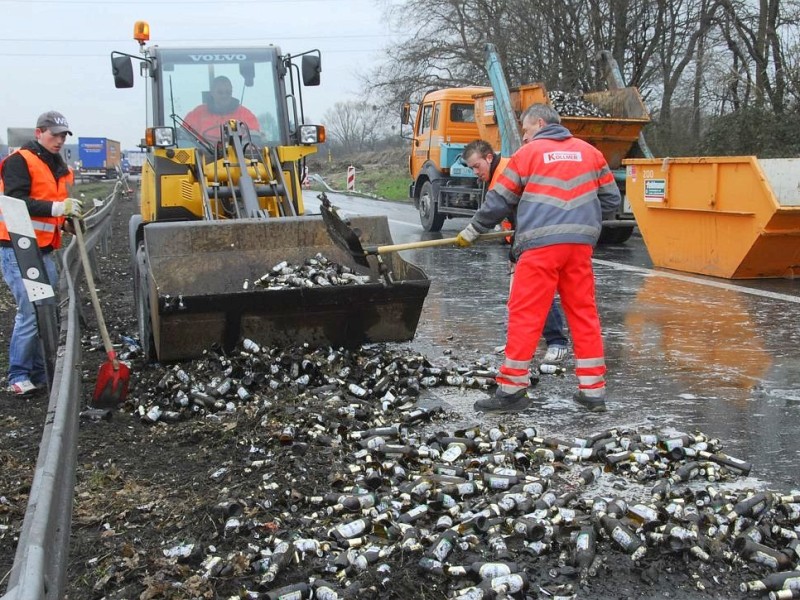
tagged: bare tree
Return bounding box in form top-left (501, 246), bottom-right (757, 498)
top-left (714, 0), bottom-right (800, 112)
top-left (322, 101), bottom-right (389, 155)
top-left (366, 0), bottom-right (800, 154)
top-left (642, 0), bottom-right (722, 151)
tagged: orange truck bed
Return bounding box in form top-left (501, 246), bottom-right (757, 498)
top-left (473, 83), bottom-right (650, 168)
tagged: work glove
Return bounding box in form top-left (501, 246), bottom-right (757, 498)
top-left (455, 223), bottom-right (481, 247)
top-left (62, 217), bottom-right (86, 235)
top-left (51, 197), bottom-right (83, 218)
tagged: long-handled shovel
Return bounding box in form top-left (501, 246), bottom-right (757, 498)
top-left (73, 217), bottom-right (130, 407)
top-left (319, 193), bottom-right (512, 268)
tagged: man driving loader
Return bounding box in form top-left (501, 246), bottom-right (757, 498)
top-left (184, 76), bottom-right (260, 140)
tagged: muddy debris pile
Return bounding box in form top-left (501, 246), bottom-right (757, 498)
top-left (249, 254), bottom-right (371, 291)
top-left (548, 90), bottom-right (611, 118)
top-left (92, 340), bottom-right (800, 599)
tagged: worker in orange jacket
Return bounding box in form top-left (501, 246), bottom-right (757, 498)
top-left (184, 75), bottom-right (260, 140)
top-left (457, 104), bottom-right (620, 413)
top-left (462, 139), bottom-right (570, 366)
top-left (0, 111), bottom-right (81, 395)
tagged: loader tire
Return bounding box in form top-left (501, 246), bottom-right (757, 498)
top-left (134, 244), bottom-right (157, 362)
top-left (418, 181), bottom-right (445, 232)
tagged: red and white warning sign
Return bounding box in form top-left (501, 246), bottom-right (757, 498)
top-left (346, 165), bottom-right (355, 191)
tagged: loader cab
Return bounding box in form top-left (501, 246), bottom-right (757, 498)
top-left (151, 47), bottom-right (291, 148)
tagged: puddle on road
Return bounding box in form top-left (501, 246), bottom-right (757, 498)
top-left (324, 196), bottom-right (800, 490)
top-left (403, 247), bottom-right (800, 490)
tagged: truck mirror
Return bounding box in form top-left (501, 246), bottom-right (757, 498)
top-left (401, 102), bottom-right (411, 125)
top-left (112, 54), bottom-right (134, 89)
top-left (240, 61), bottom-right (255, 86)
top-left (301, 54), bottom-right (321, 86)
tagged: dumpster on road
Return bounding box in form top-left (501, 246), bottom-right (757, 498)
top-left (625, 156), bottom-right (800, 279)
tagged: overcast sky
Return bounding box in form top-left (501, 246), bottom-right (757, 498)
top-left (0, 0), bottom-right (397, 149)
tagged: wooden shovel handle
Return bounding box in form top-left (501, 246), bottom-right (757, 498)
top-left (369, 230), bottom-right (514, 254)
top-left (73, 217), bottom-right (117, 368)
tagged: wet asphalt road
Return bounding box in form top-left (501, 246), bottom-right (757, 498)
top-left (311, 192), bottom-right (800, 492)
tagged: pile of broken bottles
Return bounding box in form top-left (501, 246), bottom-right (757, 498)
top-left (127, 340), bottom-right (799, 598)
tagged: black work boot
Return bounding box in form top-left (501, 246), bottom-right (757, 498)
top-left (474, 388), bottom-right (532, 413)
top-left (573, 390), bottom-right (607, 412)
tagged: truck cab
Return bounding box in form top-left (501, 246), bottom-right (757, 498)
top-left (408, 87), bottom-right (490, 232)
top-left (145, 47), bottom-right (294, 149)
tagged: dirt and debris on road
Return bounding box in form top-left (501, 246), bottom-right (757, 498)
top-left (1, 184), bottom-right (799, 600)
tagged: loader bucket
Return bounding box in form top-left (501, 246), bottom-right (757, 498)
top-left (141, 216), bottom-right (430, 361)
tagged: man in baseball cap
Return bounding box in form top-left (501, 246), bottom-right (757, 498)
top-left (35, 110), bottom-right (73, 136)
top-left (0, 110), bottom-right (79, 395)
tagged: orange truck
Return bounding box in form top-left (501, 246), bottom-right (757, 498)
top-left (403, 46), bottom-right (651, 244)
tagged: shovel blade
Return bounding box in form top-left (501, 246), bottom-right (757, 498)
top-left (91, 360), bottom-right (130, 408)
top-left (318, 193), bottom-right (371, 268)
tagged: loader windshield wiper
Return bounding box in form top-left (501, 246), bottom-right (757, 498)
top-left (166, 74), bottom-right (214, 154)
top-left (171, 113), bottom-right (215, 155)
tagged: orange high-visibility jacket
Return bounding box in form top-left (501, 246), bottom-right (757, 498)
top-left (0, 149), bottom-right (73, 249)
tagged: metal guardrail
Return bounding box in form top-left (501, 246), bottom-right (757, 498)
top-left (1, 181), bottom-right (125, 600)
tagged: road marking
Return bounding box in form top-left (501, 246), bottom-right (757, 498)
top-left (594, 259), bottom-right (800, 304)
top-left (388, 218), bottom-right (422, 230)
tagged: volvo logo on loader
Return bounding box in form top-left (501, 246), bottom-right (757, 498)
top-left (189, 53), bottom-right (247, 62)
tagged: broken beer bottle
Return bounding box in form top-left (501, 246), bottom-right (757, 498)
top-left (599, 515), bottom-right (646, 561)
top-left (740, 571), bottom-right (800, 594)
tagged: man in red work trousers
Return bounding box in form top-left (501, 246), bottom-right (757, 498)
top-left (456, 103), bottom-right (620, 413)
top-left (462, 139), bottom-right (571, 367)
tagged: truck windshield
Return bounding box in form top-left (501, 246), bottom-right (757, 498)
top-left (157, 48), bottom-right (286, 146)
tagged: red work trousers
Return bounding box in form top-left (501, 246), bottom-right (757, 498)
top-left (497, 244), bottom-right (606, 397)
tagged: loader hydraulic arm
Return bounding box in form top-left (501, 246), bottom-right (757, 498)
top-left (483, 43), bottom-right (524, 156)
top-left (225, 122), bottom-right (263, 218)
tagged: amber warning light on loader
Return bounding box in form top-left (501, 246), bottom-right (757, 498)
top-left (134, 21), bottom-right (150, 45)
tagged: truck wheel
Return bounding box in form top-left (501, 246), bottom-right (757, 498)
top-left (134, 244), bottom-right (157, 362)
top-left (598, 223), bottom-right (634, 245)
top-left (418, 181), bottom-right (445, 232)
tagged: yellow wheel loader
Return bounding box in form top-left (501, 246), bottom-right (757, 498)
top-left (112, 22), bottom-right (429, 361)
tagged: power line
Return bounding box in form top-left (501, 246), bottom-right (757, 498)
top-left (0, 48), bottom-right (388, 57)
top-left (2, 0), bottom-right (354, 3)
top-left (0, 34), bottom-right (398, 43)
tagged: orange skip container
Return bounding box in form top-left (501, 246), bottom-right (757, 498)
top-left (625, 156), bottom-right (800, 279)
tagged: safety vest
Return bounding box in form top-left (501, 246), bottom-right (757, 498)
top-left (0, 149), bottom-right (74, 250)
top-left (488, 156), bottom-right (510, 191)
top-left (489, 157), bottom-right (513, 243)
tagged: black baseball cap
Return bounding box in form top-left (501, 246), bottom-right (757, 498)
top-left (36, 111), bottom-right (72, 135)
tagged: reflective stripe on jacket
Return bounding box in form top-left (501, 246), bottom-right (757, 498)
top-left (0, 149), bottom-right (73, 249)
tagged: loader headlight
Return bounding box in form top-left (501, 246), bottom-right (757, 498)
top-left (299, 124), bottom-right (325, 145)
top-left (145, 127), bottom-right (175, 148)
